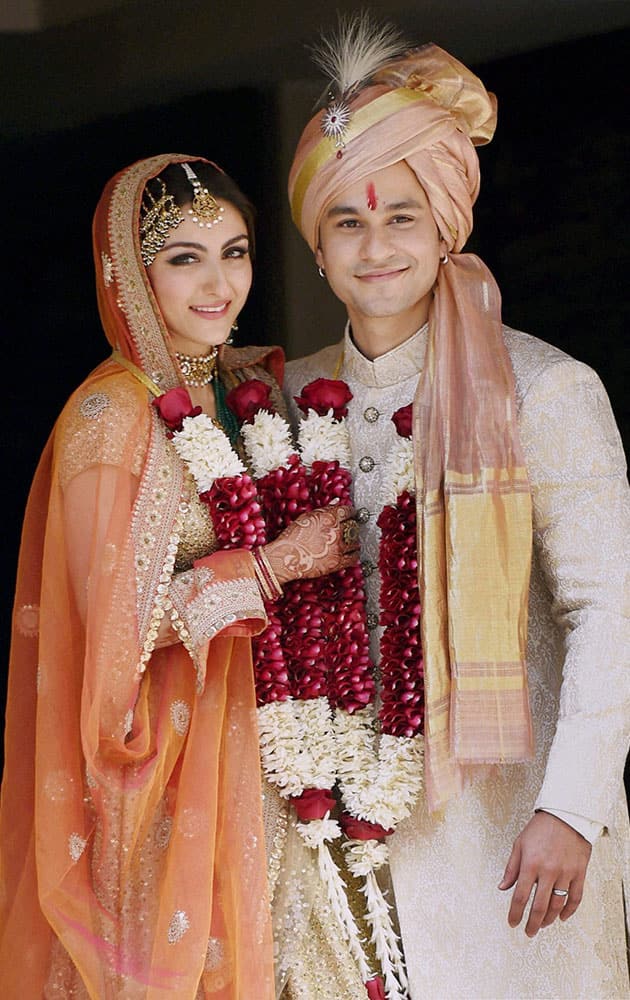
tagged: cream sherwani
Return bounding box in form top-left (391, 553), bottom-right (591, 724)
top-left (284, 325), bottom-right (630, 999)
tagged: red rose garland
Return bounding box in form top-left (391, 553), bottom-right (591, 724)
top-left (226, 384), bottom-right (343, 850)
top-left (229, 381), bottom-right (386, 989)
top-left (294, 388), bottom-right (432, 999)
top-left (293, 381), bottom-right (375, 715)
top-left (377, 405), bottom-right (424, 738)
top-left (154, 381), bottom-right (400, 999)
top-left (295, 382), bottom-right (400, 999)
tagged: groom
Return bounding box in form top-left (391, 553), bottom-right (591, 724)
top-left (284, 22), bottom-right (629, 999)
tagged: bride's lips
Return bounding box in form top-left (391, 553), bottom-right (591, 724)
top-left (190, 302), bottom-right (230, 317)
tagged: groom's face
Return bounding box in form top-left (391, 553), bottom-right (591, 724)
top-left (316, 160), bottom-right (442, 335)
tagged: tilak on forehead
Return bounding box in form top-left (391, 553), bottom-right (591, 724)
top-left (366, 182), bottom-right (378, 210)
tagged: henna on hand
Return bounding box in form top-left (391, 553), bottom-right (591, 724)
top-left (263, 505), bottom-right (359, 584)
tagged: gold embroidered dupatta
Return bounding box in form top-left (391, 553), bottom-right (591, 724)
top-left (0, 155), bottom-right (274, 997)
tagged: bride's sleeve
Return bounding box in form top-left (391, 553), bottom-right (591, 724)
top-left (59, 376), bottom-right (267, 699)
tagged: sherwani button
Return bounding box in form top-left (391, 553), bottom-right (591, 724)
top-left (363, 406), bottom-right (380, 423)
top-left (356, 507), bottom-right (370, 523)
top-left (359, 456), bottom-right (375, 473)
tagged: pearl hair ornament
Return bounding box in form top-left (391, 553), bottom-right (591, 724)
top-left (181, 163), bottom-right (225, 229)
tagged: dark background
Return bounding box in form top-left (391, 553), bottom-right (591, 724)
top-left (0, 21), bottom-right (628, 788)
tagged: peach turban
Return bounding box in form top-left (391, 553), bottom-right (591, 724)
top-left (289, 44), bottom-right (497, 254)
top-left (289, 43), bottom-right (534, 811)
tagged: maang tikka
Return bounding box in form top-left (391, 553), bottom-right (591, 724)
top-left (140, 162), bottom-right (225, 266)
top-left (181, 163), bottom-right (225, 229)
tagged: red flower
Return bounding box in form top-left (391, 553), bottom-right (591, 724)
top-left (226, 379), bottom-right (273, 423)
top-left (392, 403), bottom-right (413, 438)
top-left (366, 977), bottom-right (386, 1000)
top-left (377, 492), bottom-right (424, 738)
top-left (152, 387), bottom-right (201, 432)
top-left (201, 475), bottom-right (266, 548)
top-left (340, 814), bottom-right (393, 840)
top-left (290, 787), bottom-right (336, 821)
top-left (294, 378), bottom-right (352, 419)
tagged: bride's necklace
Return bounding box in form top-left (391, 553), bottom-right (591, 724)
top-left (175, 347), bottom-right (218, 387)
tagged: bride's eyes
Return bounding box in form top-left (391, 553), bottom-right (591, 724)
top-left (223, 244), bottom-right (250, 259)
top-left (166, 253), bottom-right (199, 265)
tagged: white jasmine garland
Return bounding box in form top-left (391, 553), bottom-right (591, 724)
top-left (295, 816), bottom-right (341, 849)
top-left (360, 869), bottom-right (408, 1000)
top-left (314, 832), bottom-right (375, 985)
top-left (381, 437), bottom-right (414, 506)
top-left (344, 839), bottom-right (389, 878)
top-left (257, 697), bottom-right (336, 797)
top-left (170, 415), bottom-right (245, 492)
top-left (334, 706), bottom-right (424, 830)
top-left (241, 410), bottom-right (295, 478)
top-left (298, 409), bottom-right (352, 468)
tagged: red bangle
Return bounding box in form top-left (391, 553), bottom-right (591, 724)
top-left (252, 547), bottom-right (283, 601)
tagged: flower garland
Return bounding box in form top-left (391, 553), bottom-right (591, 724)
top-left (376, 405), bottom-right (424, 740)
top-left (152, 381), bottom-right (425, 1000)
top-left (223, 383), bottom-right (336, 806)
top-left (226, 380), bottom-right (380, 992)
top-left (293, 386), bottom-right (426, 1000)
top-left (337, 403), bottom-right (424, 1000)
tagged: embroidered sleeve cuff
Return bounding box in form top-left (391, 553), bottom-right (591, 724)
top-left (169, 550), bottom-right (267, 690)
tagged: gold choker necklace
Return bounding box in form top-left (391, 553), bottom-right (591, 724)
top-left (175, 348), bottom-right (218, 387)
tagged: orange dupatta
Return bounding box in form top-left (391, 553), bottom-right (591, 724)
top-left (0, 155), bottom-right (275, 997)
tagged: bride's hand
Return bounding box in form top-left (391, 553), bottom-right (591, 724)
top-left (262, 504), bottom-right (360, 585)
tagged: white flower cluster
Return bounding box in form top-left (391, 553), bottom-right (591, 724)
top-left (334, 707), bottom-right (424, 830)
top-left (381, 437), bottom-right (415, 506)
top-left (316, 833), bottom-right (374, 985)
top-left (257, 697), bottom-right (336, 797)
top-left (171, 414), bottom-right (245, 492)
top-left (344, 838), bottom-right (389, 878)
top-left (240, 410), bottom-right (295, 478)
top-left (297, 410), bottom-right (352, 469)
top-left (295, 817), bottom-right (341, 849)
top-left (361, 866), bottom-right (409, 1000)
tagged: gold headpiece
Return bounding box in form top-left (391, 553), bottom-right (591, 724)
top-left (181, 163), bottom-right (225, 228)
top-left (139, 181), bottom-right (184, 266)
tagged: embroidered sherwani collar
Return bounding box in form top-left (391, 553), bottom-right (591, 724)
top-left (343, 322), bottom-right (428, 388)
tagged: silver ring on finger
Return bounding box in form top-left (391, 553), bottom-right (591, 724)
top-left (552, 888), bottom-right (569, 897)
